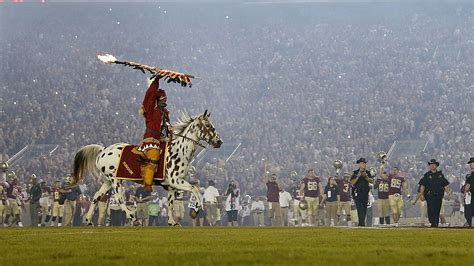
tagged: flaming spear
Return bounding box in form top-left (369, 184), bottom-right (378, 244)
top-left (97, 53), bottom-right (195, 87)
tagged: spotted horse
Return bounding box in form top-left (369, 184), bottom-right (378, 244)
top-left (72, 110), bottom-right (222, 226)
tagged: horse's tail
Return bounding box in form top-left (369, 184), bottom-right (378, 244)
top-left (72, 144), bottom-right (104, 185)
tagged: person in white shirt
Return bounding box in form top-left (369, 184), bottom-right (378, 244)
top-left (251, 196), bottom-right (265, 226)
top-left (279, 188), bottom-right (292, 226)
top-left (225, 180), bottom-right (240, 227)
top-left (203, 180), bottom-right (219, 226)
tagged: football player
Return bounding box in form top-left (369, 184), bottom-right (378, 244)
top-left (374, 170), bottom-right (390, 225)
top-left (388, 167), bottom-right (410, 226)
top-left (336, 171), bottom-right (352, 226)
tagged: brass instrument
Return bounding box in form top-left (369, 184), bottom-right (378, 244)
top-left (299, 199), bottom-right (308, 210)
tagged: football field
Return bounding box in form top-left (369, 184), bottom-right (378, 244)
top-left (1, 227), bottom-right (474, 265)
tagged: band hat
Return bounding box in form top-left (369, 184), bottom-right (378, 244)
top-left (468, 157), bottom-right (474, 164)
top-left (356, 158), bottom-right (367, 164)
top-left (428, 159), bottom-right (440, 166)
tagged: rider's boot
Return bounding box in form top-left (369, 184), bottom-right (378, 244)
top-left (143, 148), bottom-right (160, 192)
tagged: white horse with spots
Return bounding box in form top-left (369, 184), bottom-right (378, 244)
top-left (72, 110), bottom-right (222, 226)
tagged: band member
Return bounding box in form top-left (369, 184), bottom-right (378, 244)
top-left (336, 171), bottom-right (352, 226)
top-left (418, 159), bottom-right (449, 227)
top-left (350, 158), bottom-right (374, 227)
top-left (374, 170), bottom-right (390, 225)
top-left (300, 169), bottom-right (324, 226)
top-left (462, 157), bottom-right (474, 227)
top-left (138, 77), bottom-right (172, 192)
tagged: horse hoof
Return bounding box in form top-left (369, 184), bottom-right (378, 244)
top-left (168, 223), bottom-right (181, 227)
top-left (133, 220), bottom-right (141, 226)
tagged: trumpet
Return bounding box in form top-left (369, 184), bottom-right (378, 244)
top-left (333, 160), bottom-right (343, 175)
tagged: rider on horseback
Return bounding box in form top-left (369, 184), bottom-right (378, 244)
top-left (138, 77), bottom-right (172, 192)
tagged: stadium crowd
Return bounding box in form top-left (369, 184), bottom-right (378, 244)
top-left (0, 2), bottom-right (472, 226)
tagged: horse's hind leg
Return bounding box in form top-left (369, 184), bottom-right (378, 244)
top-left (85, 182), bottom-right (111, 226)
top-left (111, 179), bottom-right (138, 225)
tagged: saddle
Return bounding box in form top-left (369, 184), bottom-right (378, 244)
top-left (115, 144), bottom-right (168, 182)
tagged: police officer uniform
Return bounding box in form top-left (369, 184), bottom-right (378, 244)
top-left (463, 157), bottom-right (474, 226)
top-left (350, 158), bottom-right (373, 227)
top-left (418, 159), bottom-right (449, 227)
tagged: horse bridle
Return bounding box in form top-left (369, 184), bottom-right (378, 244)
top-left (172, 118), bottom-right (211, 149)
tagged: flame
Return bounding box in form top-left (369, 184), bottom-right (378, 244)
top-left (97, 53), bottom-right (117, 63)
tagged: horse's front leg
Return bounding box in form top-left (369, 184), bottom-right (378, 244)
top-left (111, 179), bottom-right (138, 226)
top-left (169, 178), bottom-right (202, 218)
top-left (85, 182), bottom-right (111, 226)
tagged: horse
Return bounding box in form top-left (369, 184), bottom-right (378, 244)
top-left (72, 110), bottom-right (222, 226)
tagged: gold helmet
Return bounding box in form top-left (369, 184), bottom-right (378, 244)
top-left (333, 160), bottom-right (343, 174)
top-left (0, 162), bottom-right (8, 172)
top-left (299, 199), bottom-right (308, 211)
top-left (376, 151), bottom-right (387, 164)
top-left (7, 170), bottom-right (16, 180)
top-left (369, 167), bottom-right (377, 177)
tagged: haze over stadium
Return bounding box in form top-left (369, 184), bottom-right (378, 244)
top-left (1, 0), bottom-right (473, 232)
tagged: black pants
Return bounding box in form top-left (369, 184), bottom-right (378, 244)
top-left (426, 195), bottom-right (443, 227)
top-left (148, 215), bottom-right (159, 226)
top-left (110, 209), bottom-right (124, 226)
top-left (355, 195), bottom-right (369, 226)
top-left (465, 203), bottom-right (473, 227)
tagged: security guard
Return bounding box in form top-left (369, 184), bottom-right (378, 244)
top-left (418, 159), bottom-right (449, 228)
top-left (462, 157), bottom-right (474, 227)
top-left (350, 157), bottom-right (374, 226)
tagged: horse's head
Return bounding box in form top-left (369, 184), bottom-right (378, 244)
top-left (195, 110), bottom-right (223, 148)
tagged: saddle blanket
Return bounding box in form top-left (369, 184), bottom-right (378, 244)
top-left (115, 143), bottom-right (168, 182)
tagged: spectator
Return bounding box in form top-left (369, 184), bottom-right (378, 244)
top-left (251, 196), bottom-right (265, 226)
top-left (224, 180), bottom-right (240, 227)
top-left (265, 173), bottom-right (281, 226)
top-left (279, 188), bottom-right (292, 226)
top-left (203, 180), bottom-right (219, 226)
top-left (320, 176), bottom-right (340, 226)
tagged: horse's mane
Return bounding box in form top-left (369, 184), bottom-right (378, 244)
top-left (172, 111), bottom-right (198, 135)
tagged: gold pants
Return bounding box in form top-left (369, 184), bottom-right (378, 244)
top-left (143, 148), bottom-right (161, 191)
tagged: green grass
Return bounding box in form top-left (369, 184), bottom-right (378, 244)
top-left (1, 227), bottom-right (474, 265)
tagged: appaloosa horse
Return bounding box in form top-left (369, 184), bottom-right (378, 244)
top-left (72, 110), bottom-right (222, 226)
